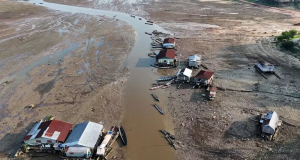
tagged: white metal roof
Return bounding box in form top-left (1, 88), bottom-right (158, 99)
top-left (183, 68), bottom-right (192, 78)
top-left (27, 123), bottom-right (41, 135)
top-left (63, 121), bottom-right (103, 148)
top-left (262, 111), bottom-right (279, 134)
top-left (189, 55), bottom-right (201, 62)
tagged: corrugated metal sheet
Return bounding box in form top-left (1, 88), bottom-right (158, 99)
top-left (156, 49), bottom-right (176, 60)
top-left (42, 120), bottom-right (72, 142)
top-left (189, 55), bottom-right (201, 62)
top-left (195, 70), bottom-right (214, 80)
top-left (36, 121), bottom-right (52, 139)
top-left (24, 123), bottom-right (41, 140)
top-left (262, 111), bottom-right (279, 135)
top-left (163, 38), bottom-right (175, 44)
top-left (24, 121), bottom-right (52, 141)
top-left (183, 68), bottom-right (192, 78)
top-left (256, 63), bottom-right (275, 72)
top-left (63, 121), bottom-right (103, 148)
top-left (78, 122), bottom-right (103, 148)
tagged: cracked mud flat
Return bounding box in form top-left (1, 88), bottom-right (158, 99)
top-left (0, 1), bottom-right (135, 159)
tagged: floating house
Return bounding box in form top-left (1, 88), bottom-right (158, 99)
top-left (255, 61), bottom-right (275, 73)
top-left (156, 49), bottom-right (176, 67)
top-left (209, 86), bottom-right (217, 100)
top-left (176, 68), bottom-right (192, 83)
top-left (194, 70), bottom-right (214, 86)
top-left (162, 38), bottom-right (175, 48)
top-left (259, 111), bottom-right (282, 140)
top-left (62, 121), bottom-right (103, 157)
top-left (188, 55), bottom-right (201, 68)
top-left (23, 120), bottom-right (72, 146)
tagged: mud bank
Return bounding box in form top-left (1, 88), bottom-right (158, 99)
top-left (0, 1), bottom-right (135, 159)
top-left (144, 0), bottom-right (300, 159)
top-left (1, 0), bottom-right (176, 160)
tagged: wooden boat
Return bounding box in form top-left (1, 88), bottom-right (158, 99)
top-left (156, 77), bottom-right (175, 82)
top-left (119, 126), bottom-right (127, 146)
top-left (151, 94), bottom-right (159, 101)
top-left (160, 130), bottom-right (175, 139)
top-left (153, 104), bottom-right (165, 115)
top-left (165, 135), bottom-right (176, 150)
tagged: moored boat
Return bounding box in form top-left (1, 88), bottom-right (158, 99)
top-left (151, 93), bottom-right (159, 101)
top-left (153, 104), bottom-right (165, 115)
top-left (119, 126), bottom-right (127, 146)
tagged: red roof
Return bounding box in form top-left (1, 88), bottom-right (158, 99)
top-left (163, 38), bottom-right (175, 44)
top-left (156, 49), bottom-right (176, 60)
top-left (23, 135), bottom-right (32, 141)
top-left (43, 120), bottom-right (72, 142)
top-left (210, 86), bottom-right (217, 92)
top-left (195, 70), bottom-right (214, 80)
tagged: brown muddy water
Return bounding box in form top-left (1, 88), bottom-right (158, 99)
top-left (22, 1), bottom-right (175, 160)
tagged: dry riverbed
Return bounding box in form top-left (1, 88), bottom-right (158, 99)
top-left (0, 1), bottom-right (135, 159)
top-left (1, 0), bottom-right (300, 160)
top-left (144, 0), bottom-right (300, 159)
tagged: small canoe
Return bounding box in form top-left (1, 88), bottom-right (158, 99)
top-left (156, 77), bottom-right (175, 82)
top-left (160, 130), bottom-right (175, 139)
top-left (151, 94), bottom-right (159, 101)
top-left (154, 104), bottom-right (164, 115)
top-left (119, 126), bottom-right (127, 146)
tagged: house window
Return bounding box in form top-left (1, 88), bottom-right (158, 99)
top-left (36, 140), bottom-right (41, 143)
top-left (47, 140), bottom-right (52, 143)
top-left (164, 60), bottom-right (167, 62)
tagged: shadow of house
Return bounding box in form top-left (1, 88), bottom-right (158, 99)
top-left (135, 58), bottom-right (154, 67)
top-left (0, 122), bottom-right (36, 159)
top-left (224, 116), bottom-right (259, 139)
top-left (189, 90), bottom-right (207, 102)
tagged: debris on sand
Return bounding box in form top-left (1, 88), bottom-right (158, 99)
top-left (201, 64), bottom-right (208, 69)
top-left (257, 142), bottom-right (263, 147)
top-left (4, 79), bottom-right (14, 85)
top-left (145, 32), bottom-right (152, 35)
top-left (24, 104), bottom-right (35, 109)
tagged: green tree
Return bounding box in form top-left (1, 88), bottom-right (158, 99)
top-left (290, 30), bottom-right (297, 37)
top-left (281, 41), bottom-right (295, 50)
top-left (277, 30), bottom-right (298, 42)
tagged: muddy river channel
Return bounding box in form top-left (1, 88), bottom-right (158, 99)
top-left (22, 0), bottom-right (175, 159)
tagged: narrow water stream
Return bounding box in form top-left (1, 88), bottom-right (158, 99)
top-left (23, 1), bottom-right (175, 160)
